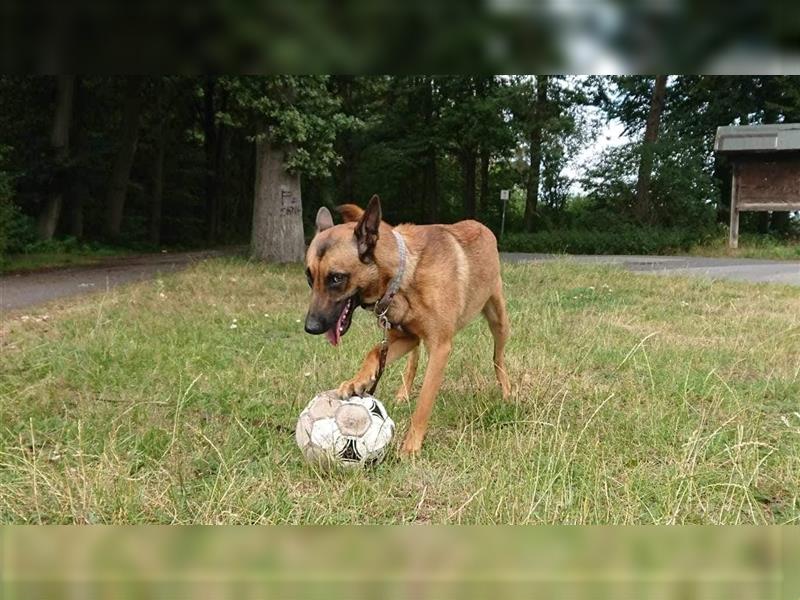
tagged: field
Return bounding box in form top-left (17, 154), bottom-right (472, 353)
top-left (1, 258), bottom-right (799, 524)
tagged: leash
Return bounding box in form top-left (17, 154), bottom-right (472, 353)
top-left (367, 229), bottom-right (407, 396)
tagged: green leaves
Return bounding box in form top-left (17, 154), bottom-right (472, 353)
top-left (219, 76), bottom-right (356, 177)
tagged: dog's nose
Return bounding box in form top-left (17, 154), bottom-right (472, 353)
top-left (304, 313), bottom-right (326, 335)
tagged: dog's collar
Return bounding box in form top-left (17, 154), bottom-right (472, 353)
top-left (374, 229), bottom-right (407, 322)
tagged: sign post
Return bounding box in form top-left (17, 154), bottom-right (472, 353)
top-left (499, 189), bottom-right (510, 239)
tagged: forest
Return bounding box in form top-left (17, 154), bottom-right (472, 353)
top-left (1, 75), bottom-right (799, 263)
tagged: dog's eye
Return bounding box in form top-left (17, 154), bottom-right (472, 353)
top-left (305, 268), bottom-right (313, 287)
top-left (326, 272), bottom-right (348, 288)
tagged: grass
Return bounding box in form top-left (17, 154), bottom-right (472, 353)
top-left (1, 248), bottom-right (132, 274)
top-left (689, 234), bottom-right (800, 261)
top-left (1, 258), bottom-right (799, 524)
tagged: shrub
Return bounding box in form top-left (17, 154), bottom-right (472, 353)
top-left (0, 149), bottom-right (20, 256)
top-left (499, 226), bottom-right (715, 256)
top-left (0, 198), bottom-right (14, 256)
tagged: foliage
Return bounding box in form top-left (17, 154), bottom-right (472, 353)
top-left (219, 76), bottom-right (356, 178)
top-left (2, 75), bottom-right (800, 259)
top-left (0, 145), bottom-right (35, 257)
top-left (500, 226), bottom-right (715, 255)
top-left (581, 136), bottom-right (717, 229)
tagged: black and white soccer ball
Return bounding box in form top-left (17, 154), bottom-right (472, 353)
top-left (295, 390), bottom-right (395, 468)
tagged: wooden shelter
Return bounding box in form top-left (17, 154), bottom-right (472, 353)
top-left (714, 124), bottom-right (800, 248)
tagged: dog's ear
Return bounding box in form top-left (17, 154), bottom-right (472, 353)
top-left (315, 207), bottom-right (334, 232)
top-left (354, 195), bottom-right (381, 263)
top-left (336, 204), bottom-right (364, 223)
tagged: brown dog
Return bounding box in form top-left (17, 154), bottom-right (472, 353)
top-left (304, 195), bottom-right (510, 455)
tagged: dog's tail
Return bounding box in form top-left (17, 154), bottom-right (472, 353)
top-left (335, 204), bottom-right (364, 223)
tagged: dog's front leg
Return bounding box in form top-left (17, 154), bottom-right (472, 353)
top-left (400, 339), bottom-right (452, 456)
top-left (337, 332), bottom-right (419, 398)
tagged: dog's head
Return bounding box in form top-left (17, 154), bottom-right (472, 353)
top-left (304, 195), bottom-right (385, 345)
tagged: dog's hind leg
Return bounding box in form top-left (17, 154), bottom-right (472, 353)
top-left (396, 346), bottom-right (420, 403)
top-left (482, 283), bottom-right (511, 398)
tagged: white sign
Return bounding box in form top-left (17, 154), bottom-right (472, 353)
top-left (500, 189), bottom-right (510, 201)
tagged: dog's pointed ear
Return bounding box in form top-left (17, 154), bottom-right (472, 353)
top-left (336, 204), bottom-right (364, 223)
top-left (354, 195), bottom-right (382, 263)
top-left (315, 207), bottom-right (334, 232)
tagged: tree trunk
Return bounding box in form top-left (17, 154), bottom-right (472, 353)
top-left (203, 76), bottom-right (220, 244)
top-left (149, 121), bottom-right (166, 246)
top-left (422, 77), bottom-right (439, 223)
top-left (69, 183), bottom-right (87, 239)
top-left (68, 77), bottom-right (87, 239)
top-left (38, 75), bottom-right (75, 240)
top-left (251, 140), bottom-right (305, 263)
top-left (104, 77), bottom-right (144, 239)
top-left (478, 148), bottom-right (490, 214)
top-left (524, 75), bottom-right (548, 232)
top-left (460, 151), bottom-right (477, 219)
top-left (214, 123), bottom-right (229, 240)
top-left (634, 74), bottom-right (668, 224)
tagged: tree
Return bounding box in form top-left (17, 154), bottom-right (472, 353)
top-left (201, 76), bottom-right (231, 243)
top-left (37, 75), bottom-right (75, 240)
top-left (438, 76), bottom-right (511, 220)
top-left (420, 77), bottom-right (440, 223)
top-left (104, 77), bottom-right (144, 239)
top-left (148, 82), bottom-right (169, 246)
top-left (68, 77), bottom-right (89, 239)
top-left (525, 75), bottom-right (548, 232)
top-left (509, 75), bottom-right (583, 231)
top-left (634, 75), bottom-right (668, 223)
top-left (221, 76), bottom-right (352, 263)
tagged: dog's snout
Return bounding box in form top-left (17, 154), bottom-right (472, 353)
top-left (304, 312), bottom-right (327, 335)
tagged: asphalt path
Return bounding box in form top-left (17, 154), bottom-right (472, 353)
top-left (1, 250), bottom-right (234, 313)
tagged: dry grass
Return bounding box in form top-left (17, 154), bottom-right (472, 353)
top-left (1, 258), bottom-right (799, 524)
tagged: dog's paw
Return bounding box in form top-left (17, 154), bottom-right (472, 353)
top-left (336, 375), bottom-right (374, 398)
top-left (395, 386), bottom-right (411, 403)
top-left (399, 430), bottom-right (423, 457)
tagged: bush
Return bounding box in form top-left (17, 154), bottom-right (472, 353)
top-left (499, 226), bottom-right (715, 255)
top-left (0, 198), bottom-right (14, 256)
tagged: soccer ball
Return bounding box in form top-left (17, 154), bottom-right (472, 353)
top-left (295, 390), bottom-right (395, 468)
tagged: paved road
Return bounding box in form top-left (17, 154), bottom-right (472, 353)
top-left (502, 253), bottom-right (800, 286)
top-left (1, 250), bottom-right (234, 313)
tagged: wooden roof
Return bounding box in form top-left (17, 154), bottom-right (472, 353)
top-left (715, 124), bottom-right (800, 154)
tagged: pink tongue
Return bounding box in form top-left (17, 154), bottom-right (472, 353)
top-left (325, 300), bottom-right (349, 346)
top-left (326, 327), bottom-right (339, 346)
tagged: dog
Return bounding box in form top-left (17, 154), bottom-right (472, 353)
top-left (303, 195), bottom-right (510, 455)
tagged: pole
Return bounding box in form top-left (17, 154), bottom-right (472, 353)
top-left (500, 199), bottom-right (507, 239)
top-left (499, 189), bottom-right (510, 240)
top-left (728, 164), bottom-right (739, 250)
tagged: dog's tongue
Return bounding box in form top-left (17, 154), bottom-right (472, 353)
top-left (325, 327), bottom-right (339, 346)
top-left (325, 299), bottom-right (350, 346)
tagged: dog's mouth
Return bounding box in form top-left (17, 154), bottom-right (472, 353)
top-left (325, 293), bottom-right (359, 346)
